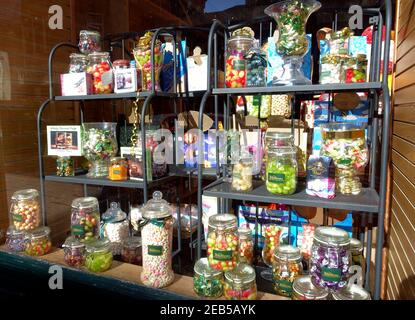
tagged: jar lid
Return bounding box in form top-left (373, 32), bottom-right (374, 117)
top-left (71, 197), bottom-right (99, 210)
top-left (102, 202), bottom-right (127, 223)
top-left (332, 284), bottom-right (371, 300)
top-left (142, 191), bottom-right (171, 220)
top-left (267, 145), bottom-right (297, 156)
top-left (238, 227), bottom-right (252, 238)
top-left (314, 226), bottom-right (350, 247)
top-left (320, 122), bottom-right (366, 132)
top-left (11, 189), bottom-right (39, 201)
top-left (224, 263), bottom-right (256, 285)
top-left (273, 245), bottom-right (302, 261)
top-left (62, 236), bottom-right (85, 249)
top-left (69, 53), bottom-right (88, 60)
top-left (292, 276), bottom-right (329, 300)
top-left (194, 257), bottom-right (223, 279)
top-left (208, 214), bottom-right (237, 230)
top-left (26, 226), bottom-right (50, 240)
top-left (86, 238), bottom-right (111, 253)
top-left (80, 30), bottom-right (100, 36)
top-left (112, 59), bottom-right (130, 68)
top-left (265, 131), bottom-right (294, 141)
top-left (110, 157), bottom-right (126, 164)
top-left (122, 236), bottom-right (142, 249)
top-left (350, 238), bottom-right (363, 253)
top-left (6, 225), bottom-right (25, 237)
top-left (88, 51), bottom-right (110, 59)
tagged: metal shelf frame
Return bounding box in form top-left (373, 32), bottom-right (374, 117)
top-left (196, 0), bottom-right (393, 300)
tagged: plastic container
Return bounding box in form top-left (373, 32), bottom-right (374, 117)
top-left (310, 226), bottom-right (351, 291)
top-left (272, 245), bottom-right (303, 297)
top-left (108, 157), bottom-right (128, 181)
top-left (70, 197), bottom-right (100, 243)
top-left (85, 238), bottom-right (113, 272)
top-left (238, 227), bottom-right (253, 265)
top-left (10, 189), bottom-right (41, 231)
top-left (56, 156), bottom-right (75, 177)
top-left (5, 226), bottom-right (26, 252)
top-left (69, 53), bottom-right (88, 73)
top-left (78, 30), bottom-right (101, 54)
top-left (63, 236), bottom-right (86, 268)
top-left (193, 257), bottom-right (224, 298)
top-left (231, 152), bottom-right (253, 191)
top-left (292, 275), bottom-right (329, 300)
top-left (121, 236), bottom-right (142, 265)
top-left (140, 191), bottom-right (174, 288)
top-left (266, 146), bottom-right (297, 195)
top-left (207, 214), bottom-right (238, 271)
top-left (331, 284), bottom-right (371, 300)
top-left (246, 39), bottom-right (267, 87)
top-left (223, 263), bottom-right (257, 300)
top-left (101, 202), bottom-right (130, 255)
top-left (24, 226), bottom-right (52, 256)
top-left (87, 52), bottom-right (113, 94)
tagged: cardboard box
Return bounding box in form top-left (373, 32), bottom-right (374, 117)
top-left (60, 72), bottom-right (92, 96)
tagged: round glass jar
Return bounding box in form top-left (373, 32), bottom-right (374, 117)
top-left (10, 189), bottom-right (41, 231)
top-left (310, 226), bottom-right (351, 291)
top-left (272, 245), bottom-right (303, 297)
top-left (69, 53), bottom-right (88, 73)
top-left (238, 227), bottom-right (253, 265)
top-left (140, 191), bottom-right (174, 288)
top-left (193, 257), bottom-right (224, 298)
top-left (246, 39), bottom-right (267, 87)
top-left (56, 156), bottom-right (75, 177)
top-left (121, 236), bottom-right (142, 265)
top-left (225, 28), bottom-right (254, 88)
top-left (63, 236), bottom-right (86, 268)
top-left (224, 263), bottom-right (257, 300)
top-left (262, 225), bottom-right (282, 267)
top-left (207, 214), bottom-right (238, 271)
top-left (5, 226), bottom-right (27, 252)
top-left (85, 238), bottom-right (113, 272)
top-left (292, 275), bottom-right (329, 300)
top-left (331, 284), bottom-right (371, 300)
top-left (70, 197), bottom-right (100, 243)
top-left (78, 30), bottom-right (101, 54)
top-left (231, 153), bottom-right (253, 192)
top-left (108, 157), bottom-right (128, 181)
top-left (266, 146), bottom-right (297, 195)
top-left (24, 226), bottom-right (52, 256)
top-left (87, 52), bottom-right (113, 94)
top-left (101, 202), bottom-right (130, 255)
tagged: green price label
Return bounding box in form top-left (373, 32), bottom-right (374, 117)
top-left (232, 59), bottom-right (246, 71)
top-left (71, 225), bottom-right (85, 236)
top-left (13, 214), bottom-right (23, 222)
top-left (148, 245), bottom-right (163, 256)
top-left (112, 169), bottom-right (121, 175)
top-left (322, 267), bottom-right (342, 282)
top-left (213, 250), bottom-right (233, 261)
top-left (268, 172), bottom-right (285, 184)
top-left (275, 280), bottom-right (293, 293)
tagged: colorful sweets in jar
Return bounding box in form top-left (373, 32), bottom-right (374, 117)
top-left (224, 263), bottom-right (257, 300)
top-left (70, 197), bottom-right (100, 243)
top-left (9, 189), bottom-right (41, 231)
top-left (207, 214), bottom-right (238, 271)
top-left (300, 223), bottom-right (316, 260)
top-left (238, 227), bottom-right (254, 265)
top-left (5, 226), bottom-right (27, 252)
top-left (101, 202), bottom-right (130, 255)
top-left (292, 275), bottom-right (329, 300)
top-left (78, 30), bottom-right (101, 54)
top-left (310, 226), bottom-right (351, 291)
top-left (141, 191), bottom-right (174, 288)
top-left (85, 238), bottom-right (113, 272)
top-left (24, 226), bottom-right (52, 256)
top-left (272, 245), bottom-right (303, 297)
top-left (87, 52), bottom-right (113, 94)
top-left (56, 156), bottom-right (75, 177)
top-left (266, 146), bottom-right (297, 195)
top-left (121, 236), bottom-right (142, 265)
top-left (231, 153), bottom-right (253, 191)
top-left (262, 225), bottom-right (282, 266)
top-left (345, 54), bottom-right (367, 83)
top-left (68, 53), bottom-right (88, 73)
top-left (63, 236), bottom-right (86, 268)
top-left (193, 258), bottom-right (224, 298)
top-left (246, 39), bottom-right (267, 87)
top-left (108, 157), bottom-right (128, 181)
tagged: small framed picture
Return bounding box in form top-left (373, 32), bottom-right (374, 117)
top-left (47, 125), bottom-right (82, 156)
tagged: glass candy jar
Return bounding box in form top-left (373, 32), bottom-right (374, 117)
top-left (101, 202), bottom-right (130, 255)
top-left (5, 226), bottom-right (27, 252)
top-left (272, 245), bottom-right (303, 297)
top-left (292, 275), bottom-right (329, 300)
top-left (310, 226), bottom-right (351, 291)
top-left (70, 197), bottom-right (100, 243)
top-left (78, 30), bottom-right (101, 54)
top-left (320, 123), bottom-right (368, 195)
top-left (146, 131), bottom-right (168, 178)
top-left (87, 52), bottom-right (113, 94)
top-left (246, 39), bottom-right (267, 87)
top-left (24, 226), bottom-right (52, 256)
top-left (140, 191), bottom-right (174, 288)
top-left (63, 236), bottom-right (86, 268)
top-left (82, 122), bottom-right (118, 178)
top-left (193, 257), bottom-right (224, 298)
top-left (207, 214), bottom-right (238, 271)
top-left (224, 263), bottom-right (257, 300)
top-left (56, 156), bottom-right (75, 177)
top-left (350, 237), bottom-right (364, 283)
top-left (266, 146), bottom-right (297, 195)
top-left (10, 189), bottom-right (41, 231)
top-left (231, 153), bottom-right (253, 191)
top-left (331, 284), bottom-right (371, 300)
top-left (225, 28), bottom-right (254, 88)
top-left (121, 236), bottom-right (142, 265)
top-left (262, 225), bottom-right (282, 267)
top-left (85, 238), bottom-right (113, 272)
top-left (108, 157), bottom-right (128, 181)
top-left (345, 54), bottom-right (367, 83)
top-left (238, 227), bottom-right (253, 265)
top-left (69, 53), bottom-right (88, 73)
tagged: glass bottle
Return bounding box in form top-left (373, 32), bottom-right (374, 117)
top-left (85, 238), bottom-right (113, 272)
top-left (223, 263), bottom-right (257, 300)
top-left (101, 202), bottom-right (130, 255)
top-left (121, 236), bottom-right (142, 265)
top-left (310, 226), bottom-right (351, 291)
top-left (78, 30), bottom-right (101, 54)
top-left (246, 39), bottom-right (267, 87)
top-left (193, 257), bottom-right (224, 298)
top-left (272, 245), bottom-right (303, 297)
top-left (331, 284), bottom-right (371, 300)
top-left (292, 275), bottom-right (329, 300)
top-left (87, 52), bottom-right (113, 94)
top-left (207, 214), bottom-right (238, 271)
top-left (63, 236), bottom-right (86, 268)
top-left (108, 157), bottom-right (128, 181)
top-left (10, 189), bottom-right (41, 231)
top-left (238, 227), bottom-right (253, 265)
top-left (70, 197), bottom-right (100, 243)
top-left (266, 146), bottom-right (298, 195)
top-left (24, 226), bottom-right (52, 256)
top-left (5, 226), bottom-right (27, 252)
top-left (231, 152), bottom-right (253, 191)
top-left (69, 53), bottom-right (88, 73)
top-left (140, 191), bottom-right (174, 288)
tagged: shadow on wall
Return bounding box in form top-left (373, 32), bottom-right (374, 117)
top-left (397, 275), bottom-right (415, 300)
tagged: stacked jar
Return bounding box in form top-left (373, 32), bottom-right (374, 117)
top-left (238, 227), bottom-right (254, 265)
top-left (87, 52), bottom-right (113, 94)
top-left (85, 238), bottom-right (113, 272)
top-left (223, 263), bottom-right (257, 300)
top-left (68, 53), bottom-right (88, 73)
top-left (266, 146), bottom-right (298, 195)
top-left (9, 189), bottom-right (42, 231)
top-left (207, 214), bottom-right (238, 271)
top-left (24, 226), bottom-right (52, 256)
top-left (63, 236), bottom-right (86, 268)
top-left (78, 30), bottom-right (101, 54)
top-left (292, 275), bottom-right (329, 300)
top-left (121, 236), bottom-right (142, 265)
top-left (5, 226), bottom-right (27, 252)
top-left (193, 258), bottom-right (224, 298)
top-left (70, 197), bottom-right (100, 243)
top-left (140, 191), bottom-right (174, 288)
top-left (101, 202), bottom-right (130, 255)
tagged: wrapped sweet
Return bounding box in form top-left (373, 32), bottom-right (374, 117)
top-left (246, 39), bottom-right (267, 87)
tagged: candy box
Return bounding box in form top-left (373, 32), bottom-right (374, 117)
top-left (349, 36), bottom-right (368, 57)
top-left (60, 72), bottom-right (92, 96)
top-left (114, 68), bottom-right (137, 93)
top-left (306, 155), bottom-right (336, 199)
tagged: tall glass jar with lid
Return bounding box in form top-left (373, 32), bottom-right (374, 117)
top-left (24, 226), bottom-right (52, 256)
top-left (69, 53), bottom-right (88, 73)
top-left (10, 189), bottom-right (41, 231)
top-left (272, 245), bottom-right (303, 297)
top-left (262, 131), bottom-right (294, 180)
top-left (85, 238), bottom-right (113, 272)
top-left (292, 275), bottom-right (329, 300)
top-left (266, 146), bottom-right (298, 195)
top-left (70, 197), bottom-right (100, 243)
top-left (207, 214), bottom-right (238, 271)
top-left (310, 226), bottom-right (351, 291)
top-left (78, 30), bottom-right (101, 54)
top-left (87, 52), bottom-right (113, 94)
top-left (238, 227), bottom-right (253, 265)
top-left (231, 152), bottom-right (253, 191)
top-left (193, 257), bottom-right (224, 298)
top-left (101, 202), bottom-right (130, 255)
top-left (140, 191), bottom-right (174, 288)
top-left (223, 263), bottom-right (257, 300)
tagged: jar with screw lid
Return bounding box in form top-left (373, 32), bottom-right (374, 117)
top-left (85, 238), bottom-right (113, 272)
top-left (266, 146), bottom-right (298, 195)
top-left (193, 257), bottom-right (224, 298)
top-left (24, 226), bottom-right (52, 256)
top-left (70, 197), bottom-right (100, 243)
top-left (63, 236), bottom-right (86, 268)
top-left (10, 189), bottom-right (41, 231)
top-left (292, 275), bottom-right (329, 300)
top-left (223, 263), bottom-right (257, 300)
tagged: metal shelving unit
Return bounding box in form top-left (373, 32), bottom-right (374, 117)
top-left (196, 0), bottom-right (393, 300)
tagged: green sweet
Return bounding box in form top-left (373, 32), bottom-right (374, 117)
top-left (85, 251), bottom-right (113, 272)
top-left (266, 161), bottom-right (297, 195)
top-left (193, 274), bottom-right (223, 298)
